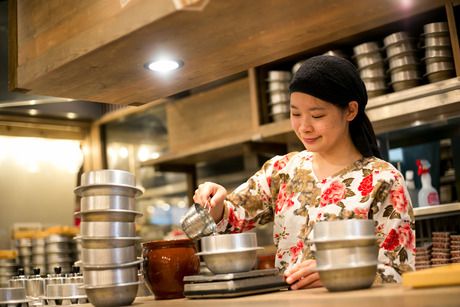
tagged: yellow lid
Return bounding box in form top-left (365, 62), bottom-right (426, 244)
top-left (13, 230), bottom-right (36, 239)
top-left (0, 250), bottom-right (17, 259)
top-left (46, 225), bottom-right (79, 236)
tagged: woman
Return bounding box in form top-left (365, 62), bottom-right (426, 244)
top-left (193, 55), bottom-right (415, 290)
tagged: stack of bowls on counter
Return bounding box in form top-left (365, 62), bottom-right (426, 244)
top-left (0, 287), bottom-right (30, 307)
top-left (74, 169), bottom-right (143, 307)
top-left (312, 219), bottom-right (379, 292)
top-left (45, 234), bottom-right (75, 275)
top-left (16, 238), bottom-right (33, 275)
top-left (0, 250), bottom-right (17, 287)
top-left (31, 232), bottom-right (47, 275)
top-left (266, 70), bottom-right (292, 122)
top-left (421, 22), bottom-right (455, 83)
top-left (383, 31), bottom-right (421, 92)
top-left (352, 42), bottom-right (387, 98)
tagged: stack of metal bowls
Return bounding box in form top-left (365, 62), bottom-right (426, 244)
top-left (266, 70), bottom-right (292, 122)
top-left (31, 232), bottom-right (47, 275)
top-left (0, 251), bottom-right (17, 287)
top-left (16, 238), bottom-right (33, 275)
top-left (74, 170), bottom-right (143, 307)
top-left (45, 234), bottom-right (74, 274)
top-left (383, 31), bottom-right (420, 91)
top-left (353, 42), bottom-right (387, 98)
top-left (422, 22), bottom-right (454, 83)
top-left (312, 219), bottom-right (378, 292)
top-left (196, 233), bottom-right (263, 274)
top-left (0, 287), bottom-right (30, 307)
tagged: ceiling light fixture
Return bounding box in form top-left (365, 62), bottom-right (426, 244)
top-left (28, 109), bottom-right (38, 116)
top-left (66, 112), bottom-right (77, 119)
top-left (145, 59), bottom-right (184, 73)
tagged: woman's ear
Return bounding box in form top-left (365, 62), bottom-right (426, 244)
top-left (346, 101), bottom-right (359, 121)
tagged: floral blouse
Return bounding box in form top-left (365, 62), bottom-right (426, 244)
top-left (216, 150), bottom-right (415, 283)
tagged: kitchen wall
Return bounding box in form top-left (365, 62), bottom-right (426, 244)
top-left (0, 136), bottom-right (83, 249)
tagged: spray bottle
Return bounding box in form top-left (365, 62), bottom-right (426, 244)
top-left (416, 159), bottom-right (440, 207)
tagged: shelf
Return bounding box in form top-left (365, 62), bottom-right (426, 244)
top-left (414, 202), bottom-right (460, 220)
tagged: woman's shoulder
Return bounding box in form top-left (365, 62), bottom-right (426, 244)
top-left (263, 151), bottom-right (311, 171)
top-left (362, 156), bottom-right (404, 180)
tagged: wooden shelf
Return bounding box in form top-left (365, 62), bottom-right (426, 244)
top-left (414, 202), bottom-right (460, 219)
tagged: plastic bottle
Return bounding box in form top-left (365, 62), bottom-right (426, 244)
top-left (416, 159), bottom-right (440, 207)
top-left (405, 170), bottom-right (419, 207)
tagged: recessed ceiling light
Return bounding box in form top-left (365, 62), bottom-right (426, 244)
top-left (28, 109), bottom-right (38, 116)
top-left (66, 112), bottom-right (77, 119)
top-left (145, 59), bottom-right (183, 72)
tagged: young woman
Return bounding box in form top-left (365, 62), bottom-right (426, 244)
top-left (193, 55), bottom-right (415, 290)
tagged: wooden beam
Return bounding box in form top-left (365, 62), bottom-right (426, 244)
top-left (445, 1), bottom-right (460, 76)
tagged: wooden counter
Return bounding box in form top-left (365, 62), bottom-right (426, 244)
top-left (77, 284), bottom-right (460, 307)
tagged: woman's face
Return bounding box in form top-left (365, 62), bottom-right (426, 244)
top-left (290, 92), bottom-right (357, 154)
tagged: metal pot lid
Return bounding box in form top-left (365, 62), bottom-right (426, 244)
top-left (74, 184), bottom-right (144, 197)
top-left (195, 247), bottom-right (263, 256)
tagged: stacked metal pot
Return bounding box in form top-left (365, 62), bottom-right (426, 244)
top-left (0, 251), bottom-right (17, 287)
top-left (74, 170), bottom-right (143, 307)
top-left (352, 42), bottom-right (387, 98)
top-left (266, 70), bottom-right (292, 122)
top-left (16, 238), bottom-right (33, 275)
top-left (421, 22), bottom-right (455, 83)
top-left (383, 31), bottom-right (421, 92)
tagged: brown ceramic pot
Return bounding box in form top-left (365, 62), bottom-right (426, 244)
top-left (142, 239), bottom-right (200, 300)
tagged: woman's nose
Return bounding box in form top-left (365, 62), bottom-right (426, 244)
top-left (299, 120), bottom-right (313, 133)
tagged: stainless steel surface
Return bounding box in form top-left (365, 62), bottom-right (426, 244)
top-left (25, 276), bottom-right (45, 298)
top-left (390, 70), bottom-right (420, 83)
top-left (423, 35), bottom-right (451, 47)
top-left (76, 236), bottom-right (140, 249)
top-left (80, 221), bottom-right (136, 237)
top-left (424, 47), bottom-right (452, 59)
top-left (383, 31), bottom-right (411, 47)
top-left (45, 235), bottom-right (70, 244)
top-left (266, 81), bottom-right (290, 92)
top-left (353, 42), bottom-right (380, 56)
top-left (81, 245), bottom-right (138, 265)
top-left (363, 79), bottom-right (386, 91)
top-left (82, 265), bottom-right (139, 287)
top-left (0, 287), bottom-right (28, 304)
top-left (8, 277), bottom-right (26, 289)
top-left (313, 219), bottom-right (375, 241)
top-left (359, 66), bottom-right (385, 79)
top-left (81, 170), bottom-right (136, 187)
top-left (385, 42), bottom-right (415, 58)
top-left (74, 184), bottom-right (143, 197)
top-left (355, 52), bottom-right (383, 68)
top-left (423, 22), bottom-right (449, 34)
top-left (45, 242), bottom-right (71, 253)
top-left (271, 112), bottom-right (290, 122)
top-left (266, 71), bottom-right (292, 81)
top-left (180, 203), bottom-right (217, 240)
top-left (317, 264), bottom-right (377, 292)
top-left (81, 195), bottom-right (136, 212)
top-left (197, 248), bottom-right (261, 274)
top-left (312, 236), bottom-right (378, 250)
top-left (76, 209), bottom-right (142, 222)
top-left (47, 253), bottom-right (73, 263)
top-left (200, 233), bottom-right (258, 252)
top-left (270, 103), bottom-right (290, 115)
top-left (315, 245), bottom-right (378, 269)
top-left (184, 268), bottom-right (279, 282)
top-left (390, 79), bottom-right (420, 91)
top-left (426, 70), bottom-right (455, 83)
top-left (45, 283), bottom-right (86, 299)
top-left (83, 282), bottom-right (139, 307)
top-left (269, 92), bottom-right (290, 104)
top-left (426, 61), bottom-right (454, 74)
top-left (388, 55), bottom-right (418, 70)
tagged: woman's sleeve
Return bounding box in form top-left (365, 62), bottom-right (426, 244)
top-left (215, 154), bottom-right (291, 233)
top-left (370, 171), bottom-right (416, 283)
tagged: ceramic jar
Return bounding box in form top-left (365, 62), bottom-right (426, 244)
top-left (142, 239), bottom-right (200, 300)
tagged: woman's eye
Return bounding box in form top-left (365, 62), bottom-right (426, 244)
top-left (291, 113), bottom-right (301, 117)
top-left (312, 115), bottom-right (325, 119)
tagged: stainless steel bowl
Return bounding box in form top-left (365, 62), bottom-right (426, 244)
top-left (84, 282), bottom-right (140, 307)
top-left (390, 79), bottom-right (419, 91)
top-left (359, 66), bottom-right (385, 79)
top-left (367, 89), bottom-right (386, 98)
top-left (426, 60), bottom-right (454, 74)
top-left (425, 61), bottom-right (455, 83)
top-left (80, 221), bottom-right (136, 238)
top-left (196, 248), bottom-right (260, 274)
top-left (423, 35), bottom-right (451, 48)
top-left (74, 184), bottom-right (143, 197)
top-left (312, 236), bottom-right (377, 250)
top-left (81, 169), bottom-right (136, 186)
top-left (385, 42), bottom-right (415, 58)
top-left (269, 92), bottom-right (290, 104)
top-left (317, 264), bottom-right (377, 292)
top-left (355, 52), bottom-right (383, 68)
top-left (81, 195), bottom-right (136, 212)
top-left (45, 242), bottom-right (70, 253)
top-left (353, 42), bottom-right (380, 56)
top-left (271, 112), bottom-right (290, 122)
top-left (0, 287), bottom-right (29, 304)
top-left (315, 245), bottom-right (378, 269)
top-left (363, 78), bottom-right (386, 91)
top-left (81, 245), bottom-right (138, 266)
top-left (47, 253), bottom-right (72, 263)
top-left (266, 81), bottom-right (290, 92)
top-left (383, 31), bottom-right (411, 47)
top-left (423, 22), bottom-right (448, 35)
top-left (270, 103), bottom-right (290, 115)
top-left (45, 283), bottom-right (86, 299)
top-left (388, 55), bottom-right (418, 71)
top-left (266, 70), bottom-right (292, 81)
top-left (424, 46), bottom-right (452, 59)
top-left (313, 219), bottom-right (375, 242)
top-left (82, 261), bottom-right (140, 287)
top-left (200, 233), bottom-right (259, 253)
top-left (76, 236), bottom-right (140, 249)
top-left (390, 69), bottom-right (420, 83)
top-left (76, 209), bottom-right (142, 222)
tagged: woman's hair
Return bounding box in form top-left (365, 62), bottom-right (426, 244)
top-left (289, 55), bottom-right (381, 158)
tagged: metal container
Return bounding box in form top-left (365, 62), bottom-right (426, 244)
top-left (180, 203), bottom-right (217, 241)
top-left (315, 245), bottom-right (378, 269)
top-left (385, 41), bottom-right (415, 58)
top-left (266, 71), bottom-right (292, 81)
top-left (80, 221), bottom-right (136, 238)
top-left (271, 112), bottom-right (290, 122)
top-left (317, 264), bottom-right (377, 292)
top-left (82, 260), bottom-right (140, 287)
top-left (269, 92), bottom-right (290, 104)
top-left (200, 233), bottom-right (259, 253)
top-left (77, 209), bottom-right (142, 222)
top-left (390, 79), bottom-right (420, 91)
top-left (270, 103), bottom-right (290, 115)
top-left (353, 42), bottom-right (380, 56)
top-left (355, 52), bottom-right (383, 68)
top-left (46, 235), bottom-right (70, 244)
top-left (363, 79), bottom-right (386, 92)
top-left (423, 22), bottom-right (448, 35)
top-left (390, 69), bottom-right (420, 83)
top-left (81, 245), bottom-right (138, 266)
top-left (423, 35), bottom-right (451, 48)
top-left (313, 219), bottom-right (375, 242)
top-left (76, 236), bottom-right (140, 249)
top-left (387, 54), bottom-right (418, 71)
top-left (74, 184), bottom-right (143, 197)
top-left (46, 283), bottom-right (86, 299)
top-left (45, 242), bottom-right (70, 253)
top-left (0, 287), bottom-right (29, 304)
top-left (84, 282), bottom-right (140, 307)
top-left (81, 195), bottom-right (136, 212)
top-left (81, 169), bottom-right (136, 187)
top-left (359, 66), bottom-right (385, 79)
top-left (196, 248), bottom-right (259, 274)
top-left (25, 275), bottom-right (45, 298)
top-left (426, 60), bottom-right (454, 74)
top-left (383, 31), bottom-right (411, 47)
top-left (425, 61), bottom-right (455, 83)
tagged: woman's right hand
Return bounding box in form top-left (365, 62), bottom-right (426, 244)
top-left (193, 182), bottom-right (227, 223)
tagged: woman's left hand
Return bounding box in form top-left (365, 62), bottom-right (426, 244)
top-left (284, 259), bottom-right (323, 290)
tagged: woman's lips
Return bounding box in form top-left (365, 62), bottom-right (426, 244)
top-left (302, 137), bottom-right (319, 144)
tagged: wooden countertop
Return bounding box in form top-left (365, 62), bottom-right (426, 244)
top-left (77, 284), bottom-right (460, 307)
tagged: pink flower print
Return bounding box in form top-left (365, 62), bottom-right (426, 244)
top-left (320, 180), bottom-right (346, 207)
top-left (398, 223), bottom-right (415, 253)
top-left (390, 185), bottom-right (408, 214)
top-left (358, 174), bottom-right (373, 196)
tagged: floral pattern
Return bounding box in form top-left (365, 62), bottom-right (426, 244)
top-left (218, 150), bottom-right (415, 283)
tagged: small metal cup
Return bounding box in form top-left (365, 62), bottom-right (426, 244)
top-left (180, 203), bottom-right (217, 240)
